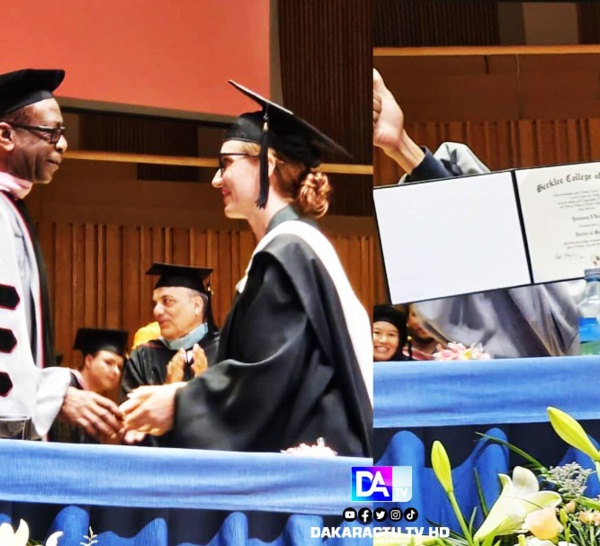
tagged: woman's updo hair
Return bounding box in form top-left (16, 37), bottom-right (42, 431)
top-left (240, 142), bottom-right (332, 219)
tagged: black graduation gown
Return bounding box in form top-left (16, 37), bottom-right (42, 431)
top-left (121, 332), bottom-right (220, 397)
top-left (170, 212), bottom-right (372, 457)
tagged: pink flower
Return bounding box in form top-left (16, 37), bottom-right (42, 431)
top-left (433, 342), bottom-right (492, 361)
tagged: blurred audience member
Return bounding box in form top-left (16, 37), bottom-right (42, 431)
top-left (52, 328), bottom-right (128, 444)
top-left (404, 303), bottom-right (443, 361)
top-left (132, 322), bottom-right (161, 350)
top-left (373, 304), bottom-right (408, 362)
top-left (71, 328), bottom-right (128, 396)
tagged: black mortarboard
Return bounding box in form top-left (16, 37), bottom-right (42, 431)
top-left (0, 69), bottom-right (65, 116)
top-left (373, 304), bottom-right (407, 334)
top-left (223, 80), bottom-right (352, 209)
top-left (147, 263), bottom-right (218, 334)
top-left (73, 328), bottom-right (129, 357)
top-left (146, 263), bottom-right (213, 293)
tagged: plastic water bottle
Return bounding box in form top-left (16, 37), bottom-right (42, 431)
top-left (578, 268), bottom-right (600, 355)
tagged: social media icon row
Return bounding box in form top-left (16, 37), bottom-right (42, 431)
top-left (342, 507), bottom-right (419, 523)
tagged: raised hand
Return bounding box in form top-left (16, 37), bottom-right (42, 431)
top-left (373, 68), bottom-right (425, 174)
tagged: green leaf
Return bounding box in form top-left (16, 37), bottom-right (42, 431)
top-left (473, 468), bottom-right (489, 517)
top-left (468, 507), bottom-right (478, 534)
top-left (475, 433), bottom-right (546, 472)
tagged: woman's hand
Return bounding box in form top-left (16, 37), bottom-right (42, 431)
top-left (120, 383), bottom-right (185, 443)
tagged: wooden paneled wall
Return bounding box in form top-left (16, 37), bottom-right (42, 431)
top-left (374, 0), bottom-right (499, 47)
top-left (79, 112), bottom-right (211, 183)
top-left (578, 3), bottom-right (600, 44)
top-left (374, 51), bottom-right (600, 124)
top-left (278, 0), bottom-right (373, 216)
top-left (375, 118), bottom-right (600, 187)
top-left (374, 50), bottom-right (600, 186)
top-left (375, 2), bottom-right (600, 48)
top-left (37, 221), bottom-right (383, 367)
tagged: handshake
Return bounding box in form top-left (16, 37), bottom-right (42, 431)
top-left (59, 344), bottom-right (207, 444)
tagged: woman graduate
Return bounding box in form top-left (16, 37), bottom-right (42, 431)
top-left (373, 304), bottom-right (408, 362)
top-left (121, 82), bottom-right (372, 457)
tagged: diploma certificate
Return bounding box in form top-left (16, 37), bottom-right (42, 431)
top-left (516, 163), bottom-right (600, 283)
top-left (374, 160), bottom-right (600, 304)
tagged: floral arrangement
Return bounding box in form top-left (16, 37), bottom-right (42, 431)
top-left (0, 521), bottom-right (97, 546)
top-left (375, 407), bottom-right (600, 546)
top-left (0, 520), bottom-right (61, 546)
top-left (433, 342), bottom-right (492, 361)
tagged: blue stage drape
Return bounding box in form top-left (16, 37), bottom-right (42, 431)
top-left (0, 441), bottom-right (371, 545)
top-left (374, 357), bottom-right (600, 532)
top-left (375, 356), bottom-right (600, 429)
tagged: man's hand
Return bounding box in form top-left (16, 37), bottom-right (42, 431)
top-left (373, 68), bottom-right (404, 151)
top-left (190, 344), bottom-right (208, 377)
top-left (165, 344), bottom-right (208, 384)
top-left (373, 68), bottom-right (425, 173)
top-left (165, 349), bottom-right (186, 384)
top-left (59, 387), bottom-right (123, 441)
top-left (120, 383), bottom-right (184, 443)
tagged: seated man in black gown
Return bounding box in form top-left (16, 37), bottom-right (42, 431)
top-left (121, 263), bottom-right (220, 398)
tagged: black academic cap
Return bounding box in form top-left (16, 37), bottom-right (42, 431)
top-left (223, 80), bottom-right (351, 209)
top-left (0, 69), bottom-right (65, 116)
top-left (373, 304), bottom-right (408, 334)
top-left (146, 262), bottom-right (213, 293)
top-left (73, 328), bottom-right (129, 357)
top-left (147, 262), bottom-right (218, 335)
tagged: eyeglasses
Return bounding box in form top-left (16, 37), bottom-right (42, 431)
top-left (4, 122), bottom-right (66, 144)
top-left (218, 153), bottom-right (259, 173)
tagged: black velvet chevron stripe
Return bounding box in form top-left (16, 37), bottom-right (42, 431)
top-left (0, 372), bottom-right (12, 396)
top-left (0, 328), bottom-right (16, 353)
top-left (0, 284), bottom-right (19, 310)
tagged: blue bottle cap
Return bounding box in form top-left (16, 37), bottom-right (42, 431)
top-left (584, 268), bottom-right (600, 280)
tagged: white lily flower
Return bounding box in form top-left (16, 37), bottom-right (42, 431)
top-left (0, 520), bottom-right (62, 546)
top-left (45, 530), bottom-right (63, 546)
top-left (474, 466), bottom-right (561, 541)
top-left (0, 519), bottom-right (30, 546)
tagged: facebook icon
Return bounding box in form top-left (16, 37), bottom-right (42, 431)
top-left (351, 466), bottom-right (412, 502)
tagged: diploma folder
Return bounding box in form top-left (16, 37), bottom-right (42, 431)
top-left (374, 161), bottom-right (600, 304)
